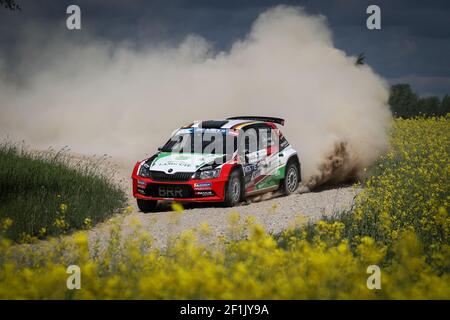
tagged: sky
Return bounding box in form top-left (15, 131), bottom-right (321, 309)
top-left (1, 0), bottom-right (449, 96)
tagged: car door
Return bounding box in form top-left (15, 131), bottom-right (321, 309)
top-left (256, 124), bottom-right (281, 178)
top-left (241, 125), bottom-right (260, 187)
top-left (241, 124), bottom-right (280, 193)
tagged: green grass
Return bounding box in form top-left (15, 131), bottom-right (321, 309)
top-left (0, 142), bottom-right (127, 241)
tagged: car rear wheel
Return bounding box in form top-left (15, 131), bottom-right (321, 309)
top-left (137, 199), bottom-right (158, 213)
top-left (281, 161), bottom-right (299, 196)
top-left (223, 170), bottom-right (243, 207)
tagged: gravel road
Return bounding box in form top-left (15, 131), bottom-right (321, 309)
top-left (86, 160), bottom-right (360, 249)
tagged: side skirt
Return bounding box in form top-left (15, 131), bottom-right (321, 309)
top-left (245, 185), bottom-right (279, 197)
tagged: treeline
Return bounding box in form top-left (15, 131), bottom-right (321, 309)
top-left (389, 84), bottom-right (450, 118)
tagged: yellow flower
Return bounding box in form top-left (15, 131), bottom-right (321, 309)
top-left (59, 203), bottom-right (68, 213)
top-left (1, 218), bottom-right (13, 230)
top-left (73, 232), bottom-right (88, 248)
top-left (171, 202), bottom-right (184, 212)
top-left (124, 206), bottom-right (134, 214)
top-left (83, 218), bottom-right (92, 229)
top-left (54, 217), bottom-right (69, 231)
top-left (38, 227), bottom-right (47, 237)
top-left (198, 222), bottom-right (211, 237)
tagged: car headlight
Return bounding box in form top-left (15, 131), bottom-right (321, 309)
top-left (196, 168), bottom-right (221, 180)
top-left (138, 164), bottom-right (151, 178)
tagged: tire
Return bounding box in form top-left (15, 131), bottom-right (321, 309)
top-left (281, 161), bottom-right (300, 196)
top-left (223, 169), bottom-right (243, 207)
top-left (137, 199), bottom-right (158, 213)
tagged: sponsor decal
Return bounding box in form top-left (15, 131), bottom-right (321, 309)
top-left (244, 163), bottom-right (258, 174)
top-left (194, 182), bottom-right (212, 188)
top-left (195, 190), bottom-right (214, 197)
top-left (156, 160), bottom-right (192, 168)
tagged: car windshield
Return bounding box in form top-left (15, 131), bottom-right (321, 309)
top-left (160, 129), bottom-right (238, 154)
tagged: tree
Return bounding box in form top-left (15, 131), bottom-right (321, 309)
top-left (389, 84), bottom-right (449, 118)
top-left (440, 95), bottom-right (450, 116)
top-left (0, 0), bottom-right (20, 10)
top-left (355, 52), bottom-right (365, 66)
top-left (417, 96), bottom-right (441, 116)
top-left (389, 84), bottom-right (418, 118)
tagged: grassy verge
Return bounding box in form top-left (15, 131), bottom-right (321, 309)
top-left (0, 142), bottom-right (127, 241)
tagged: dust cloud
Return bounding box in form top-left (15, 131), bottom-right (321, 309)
top-left (0, 6), bottom-right (392, 190)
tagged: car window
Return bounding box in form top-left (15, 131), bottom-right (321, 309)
top-left (279, 131), bottom-right (289, 150)
top-left (161, 130), bottom-right (237, 154)
top-left (257, 124), bottom-right (274, 150)
top-left (243, 125), bottom-right (259, 154)
top-left (241, 123), bottom-right (276, 153)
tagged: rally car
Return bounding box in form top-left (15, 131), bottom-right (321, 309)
top-left (131, 116), bottom-right (301, 212)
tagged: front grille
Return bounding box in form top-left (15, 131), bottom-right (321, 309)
top-left (145, 184), bottom-right (193, 198)
top-left (149, 170), bottom-right (193, 182)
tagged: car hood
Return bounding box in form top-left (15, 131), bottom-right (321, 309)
top-left (148, 152), bottom-right (224, 174)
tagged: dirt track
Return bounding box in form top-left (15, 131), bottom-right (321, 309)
top-left (86, 160), bottom-right (360, 249)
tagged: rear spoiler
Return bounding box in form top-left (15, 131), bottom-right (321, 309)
top-left (226, 116), bottom-right (285, 126)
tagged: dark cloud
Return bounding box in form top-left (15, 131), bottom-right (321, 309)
top-left (0, 0), bottom-right (449, 95)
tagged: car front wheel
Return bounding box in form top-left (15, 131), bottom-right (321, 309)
top-left (137, 199), bottom-right (158, 213)
top-left (223, 170), bottom-right (243, 207)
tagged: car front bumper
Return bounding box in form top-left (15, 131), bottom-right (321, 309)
top-left (131, 175), bottom-right (227, 202)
